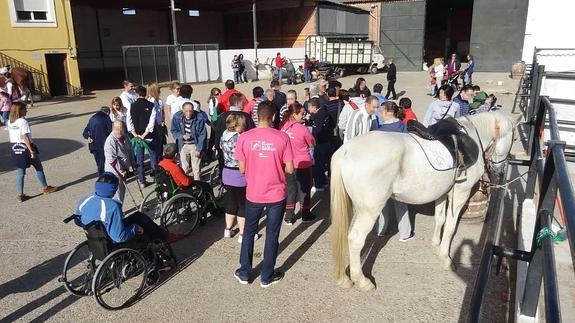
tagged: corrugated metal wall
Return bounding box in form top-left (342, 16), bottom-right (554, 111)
top-left (379, 0), bottom-right (426, 71)
top-left (318, 5), bottom-right (369, 36)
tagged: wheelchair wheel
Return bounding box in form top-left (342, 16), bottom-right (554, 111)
top-left (209, 166), bottom-right (225, 201)
top-left (92, 248), bottom-right (147, 310)
top-left (61, 241), bottom-right (95, 296)
top-left (161, 193), bottom-right (200, 236)
top-left (139, 191), bottom-right (164, 223)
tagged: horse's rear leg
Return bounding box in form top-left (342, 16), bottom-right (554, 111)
top-left (432, 195), bottom-right (447, 255)
top-left (348, 210), bottom-right (380, 291)
top-left (439, 187), bottom-right (471, 269)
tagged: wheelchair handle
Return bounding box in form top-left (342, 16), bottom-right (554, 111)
top-left (63, 214), bottom-right (77, 224)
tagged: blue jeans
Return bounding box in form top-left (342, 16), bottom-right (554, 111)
top-left (277, 68), bottom-right (283, 83)
top-left (135, 139), bottom-right (157, 183)
top-left (238, 199), bottom-right (286, 283)
top-left (305, 68), bottom-right (311, 82)
top-left (17, 157), bottom-right (48, 195)
top-left (92, 149), bottom-right (105, 176)
top-left (1, 111), bottom-right (9, 124)
top-left (233, 70), bottom-right (241, 83)
top-left (313, 142), bottom-right (332, 188)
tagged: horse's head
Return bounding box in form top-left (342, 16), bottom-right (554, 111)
top-left (483, 112), bottom-right (517, 173)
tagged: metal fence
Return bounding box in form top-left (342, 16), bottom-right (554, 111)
top-left (469, 49), bottom-right (575, 322)
top-left (122, 44), bottom-right (221, 85)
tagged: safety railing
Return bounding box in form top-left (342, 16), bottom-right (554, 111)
top-left (469, 53), bottom-right (575, 322)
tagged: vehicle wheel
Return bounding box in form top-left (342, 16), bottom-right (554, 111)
top-left (209, 166), bottom-right (225, 201)
top-left (161, 193), bottom-right (200, 236)
top-left (62, 241), bottom-right (95, 296)
top-left (92, 248), bottom-right (147, 310)
top-left (139, 191), bottom-right (164, 224)
top-left (370, 65), bottom-right (379, 74)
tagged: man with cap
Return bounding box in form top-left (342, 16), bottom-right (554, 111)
top-left (75, 172), bottom-right (182, 243)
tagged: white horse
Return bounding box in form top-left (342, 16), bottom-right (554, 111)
top-left (330, 112), bottom-right (517, 291)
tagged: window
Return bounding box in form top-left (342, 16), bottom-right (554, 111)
top-left (122, 8), bottom-right (136, 15)
top-left (188, 10), bottom-right (199, 17)
top-left (8, 0), bottom-right (57, 27)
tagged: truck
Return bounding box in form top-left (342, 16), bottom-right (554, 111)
top-left (305, 35), bottom-right (386, 78)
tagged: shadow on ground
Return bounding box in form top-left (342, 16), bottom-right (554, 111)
top-left (0, 138), bottom-right (84, 173)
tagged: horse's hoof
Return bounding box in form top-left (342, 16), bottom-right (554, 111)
top-left (432, 245), bottom-right (440, 256)
top-left (356, 278), bottom-right (376, 292)
top-left (337, 276), bottom-right (353, 289)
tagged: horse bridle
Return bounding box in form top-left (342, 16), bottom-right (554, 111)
top-left (463, 116), bottom-right (510, 171)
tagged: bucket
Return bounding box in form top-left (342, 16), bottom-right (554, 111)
top-left (511, 61), bottom-right (526, 79)
top-left (461, 186), bottom-right (489, 224)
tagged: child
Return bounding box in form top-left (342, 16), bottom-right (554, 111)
top-left (1, 91), bottom-right (11, 127)
top-left (476, 94), bottom-right (497, 113)
top-left (398, 97), bottom-right (417, 125)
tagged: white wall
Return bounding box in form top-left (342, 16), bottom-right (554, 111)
top-left (219, 47), bottom-right (305, 82)
top-left (522, 0), bottom-right (575, 65)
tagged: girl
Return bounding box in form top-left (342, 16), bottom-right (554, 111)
top-left (220, 113), bottom-right (258, 243)
top-left (352, 77), bottom-right (371, 98)
top-left (147, 83), bottom-right (165, 158)
top-left (238, 54), bottom-right (248, 83)
top-left (1, 91), bottom-right (12, 128)
top-left (7, 102), bottom-right (57, 202)
top-left (207, 87), bottom-right (222, 123)
top-left (465, 54), bottom-right (475, 86)
top-left (377, 101), bottom-right (406, 133)
top-left (280, 102), bottom-right (316, 225)
top-left (110, 97), bottom-right (127, 123)
top-left (431, 57), bottom-right (445, 96)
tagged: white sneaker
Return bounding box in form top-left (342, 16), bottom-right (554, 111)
top-left (224, 229), bottom-right (232, 238)
top-left (237, 234), bottom-right (260, 244)
top-left (311, 186), bottom-right (325, 193)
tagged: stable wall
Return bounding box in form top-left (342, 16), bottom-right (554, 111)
top-left (0, 0), bottom-right (81, 95)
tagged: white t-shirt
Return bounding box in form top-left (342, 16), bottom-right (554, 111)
top-left (434, 64), bottom-right (445, 79)
top-left (8, 118), bottom-right (31, 143)
top-left (165, 94), bottom-right (179, 106)
top-left (119, 91), bottom-right (136, 110)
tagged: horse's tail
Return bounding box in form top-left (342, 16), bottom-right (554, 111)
top-left (330, 147), bottom-right (352, 282)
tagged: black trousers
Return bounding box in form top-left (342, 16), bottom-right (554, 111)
top-left (124, 212), bottom-right (168, 241)
top-left (385, 80), bottom-right (397, 99)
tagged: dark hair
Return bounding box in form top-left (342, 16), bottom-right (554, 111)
top-left (135, 85), bottom-right (146, 97)
top-left (468, 54), bottom-right (474, 60)
top-left (253, 86), bottom-right (264, 98)
top-left (472, 85), bottom-right (481, 91)
top-left (460, 84), bottom-right (474, 94)
top-left (163, 143), bottom-right (178, 159)
top-left (230, 93), bottom-right (243, 106)
top-left (326, 87), bottom-right (337, 98)
top-left (373, 83), bottom-right (383, 94)
top-left (280, 102), bottom-right (304, 128)
top-left (97, 172), bottom-right (119, 185)
top-left (365, 96), bottom-right (380, 106)
top-left (437, 85), bottom-right (454, 100)
top-left (308, 98), bottom-right (320, 109)
top-left (339, 89), bottom-right (350, 101)
top-left (353, 77), bottom-right (366, 90)
top-left (122, 80), bottom-right (133, 87)
top-left (100, 106), bottom-right (111, 114)
top-left (398, 97), bottom-right (412, 109)
top-left (225, 80), bottom-right (235, 89)
top-left (270, 79), bottom-right (280, 88)
top-left (328, 80), bottom-right (342, 89)
top-left (179, 84), bottom-right (193, 98)
top-left (257, 100), bottom-right (276, 122)
top-left (383, 101), bottom-right (405, 120)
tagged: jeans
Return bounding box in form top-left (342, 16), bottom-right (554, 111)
top-left (135, 138), bottom-right (157, 183)
top-left (312, 142), bottom-right (332, 188)
top-left (464, 73), bottom-right (472, 85)
top-left (305, 68), bottom-right (312, 82)
top-left (93, 149), bottom-right (105, 176)
top-left (385, 80), bottom-right (397, 99)
top-left (238, 199), bottom-right (286, 283)
top-left (1, 111), bottom-right (9, 124)
top-left (16, 157), bottom-right (48, 195)
top-left (285, 167), bottom-right (313, 220)
top-left (124, 211), bottom-right (168, 241)
top-left (277, 68), bottom-right (283, 83)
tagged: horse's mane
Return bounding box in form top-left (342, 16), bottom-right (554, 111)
top-left (461, 112), bottom-right (514, 138)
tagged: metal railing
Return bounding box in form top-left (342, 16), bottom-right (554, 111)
top-left (469, 51), bottom-right (575, 322)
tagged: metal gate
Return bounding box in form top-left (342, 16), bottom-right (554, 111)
top-left (122, 44), bottom-right (221, 85)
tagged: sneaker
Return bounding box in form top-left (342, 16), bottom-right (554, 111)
top-left (301, 213), bottom-right (317, 223)
top-left (165, 233), bottom-right (185, 243)
top-left (237, 233), bottom-right (260, 244)
top-left (224, 228), bottom-right (232, 238)
top-left (43, 186), bottom-right (58, 194)
top-left (398, 233), bottom-right (415, 242)
top-left (311, 186), bottom-right (325, 193)
top-left (284, 218), bottom-right (295, 226)
top-left (260, 271), bottom-right (284, 288)
top-left (139, 181), bottom-right (151, 188)
top-left (234, 269), bottom-right (249, 285)
top-left (17, 194), bottom-right (30, 202)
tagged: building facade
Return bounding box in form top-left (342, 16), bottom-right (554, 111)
top-left (0, 0), bottom-right (81, 96)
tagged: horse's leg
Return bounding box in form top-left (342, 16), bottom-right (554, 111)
top-left (432, 194), bottom-right (447, 255)
top-left (439, 186), bottom-right (471, 270)
top-left (348, 208), bottom-right (381, 292)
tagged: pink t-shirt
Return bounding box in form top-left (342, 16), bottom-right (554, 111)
top-left (234, 127), bottom-right (293, 203)
top-left (281, 120), bottom-right (314, 169)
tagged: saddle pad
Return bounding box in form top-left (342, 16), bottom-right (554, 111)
top-left (409, 134), bottom-right (455, 171)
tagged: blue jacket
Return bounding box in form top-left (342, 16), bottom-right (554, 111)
top-left (466, 60), bottom-right (475, 75)
top-left (83, 111), bottom-right (112, 152)
top-left (75, 193), bottom-right (137, 243)
top-left (377, 120), bottom-right (407, 133)
top-left (171, 110), bottom-right (206, 152)
top-left (453, 95), bottom-right (471, 117)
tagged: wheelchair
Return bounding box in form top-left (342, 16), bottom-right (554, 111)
top-left (140, 167), bottom-right (220, 236)
top-left (59, 215), bottom-right (177, 310)
top-left (208, 164), bottom-right (225, 202)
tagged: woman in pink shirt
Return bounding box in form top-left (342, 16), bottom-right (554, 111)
top-left (1, 91), bottom-right (12, 128)
top-left (280, 102), bottom-right (316, 225)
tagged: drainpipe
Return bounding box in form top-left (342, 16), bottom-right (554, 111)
top-left (253, 0), bottom-right (258, 81)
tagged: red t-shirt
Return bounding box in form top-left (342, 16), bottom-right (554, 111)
top-left (275, 56), bottom-right (283, 68)
top-left (220, 89), bottom-right (249, 111)
top-left (158, 159), bottom-right (191, 188)
top-left (281, 120), bottom-right (314, 169)
top-left (234, 127), bottom-right (293, 203)
top-left (402, 108), bottom-right (418, 125)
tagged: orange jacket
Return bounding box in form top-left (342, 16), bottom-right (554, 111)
top-left (158, 158), bottom-right (191, 188)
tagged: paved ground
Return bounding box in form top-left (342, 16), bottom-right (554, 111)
top-left (0, 72), bottom-right (521, 322)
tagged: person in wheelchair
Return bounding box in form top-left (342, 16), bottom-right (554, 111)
top-left (158, 143), bottom-right (222, 216)
top-left (75, 172), bottom-right (183, 244)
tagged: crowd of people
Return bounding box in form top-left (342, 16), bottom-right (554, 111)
top-left (428, 53), bottom-right (475, 96)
